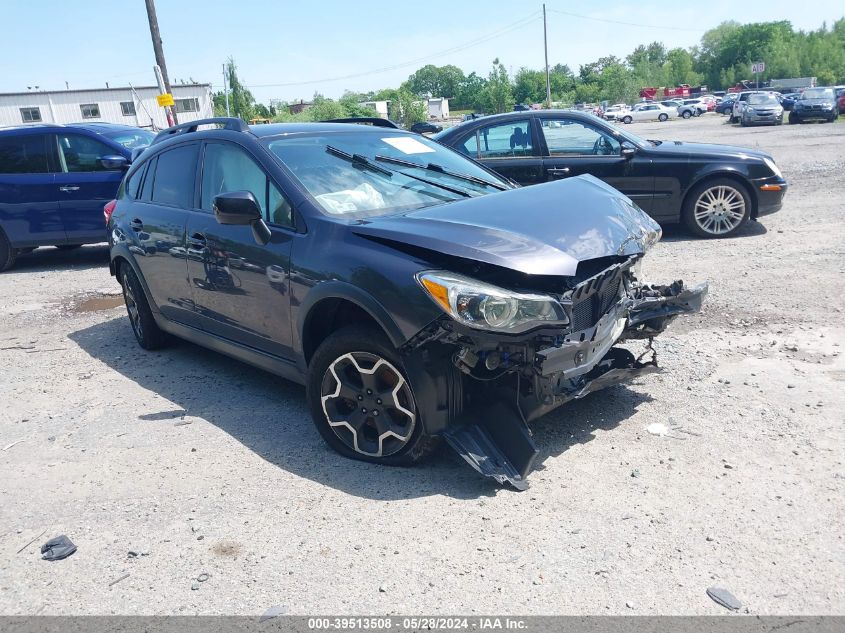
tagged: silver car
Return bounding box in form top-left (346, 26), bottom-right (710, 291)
top-left (741, 93), bottom-right (784, 126)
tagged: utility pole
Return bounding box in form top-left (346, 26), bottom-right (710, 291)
top-left (543, 3), bottom-right (551, 109)
top-left (144, 0), bottom-right (178, 123)
top-left (223, 63), bottom-right (230, 116)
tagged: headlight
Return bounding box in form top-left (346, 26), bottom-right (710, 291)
top-left (417, 271), bottom-right (568, 332)
top-left (763, 156), bottom-right (783, 179)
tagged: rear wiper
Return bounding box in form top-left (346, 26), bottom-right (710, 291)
top-left (326, 145), bottom-right (393, 177)
top-left (375, 155), bottom-right (507, 191)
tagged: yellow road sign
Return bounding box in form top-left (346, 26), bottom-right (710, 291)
top-left (156, 93), bottom-right (175, 107)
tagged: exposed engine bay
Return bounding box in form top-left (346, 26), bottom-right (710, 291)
top-left (405, 254), bottom-right (707, 490)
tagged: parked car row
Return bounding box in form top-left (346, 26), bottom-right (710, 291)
top-left (724, 87), bottom-right (841, 125)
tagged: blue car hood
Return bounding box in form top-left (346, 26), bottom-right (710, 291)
top-left (351, 175), bottom-right (661, 277)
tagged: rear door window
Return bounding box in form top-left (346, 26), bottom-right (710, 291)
top-left (150, 144), bottom-right (199, 208)
top-left (0, 134), bottom-right (50, 174)
top-left (474, 120), bottom-right (533, 158)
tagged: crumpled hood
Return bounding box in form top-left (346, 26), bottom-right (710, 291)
top-left (351, 175), bottom-right (661, 277)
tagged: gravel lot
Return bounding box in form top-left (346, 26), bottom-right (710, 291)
top-left (1, 114), bottom-right (843, 616)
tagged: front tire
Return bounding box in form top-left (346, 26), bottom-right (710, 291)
top-left (0, 229), bottom-right (18, 272)
top-left (682, 178), bottom-right (751, 238)
top-left (120, 264), bottom-right (169, 350)
top-left (789, 112), bottom-right (799, 124)
top-left (307, 325), bottom-right (438, 466)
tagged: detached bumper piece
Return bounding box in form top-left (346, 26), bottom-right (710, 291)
top-left (445, 280), bottom-right (707, 490)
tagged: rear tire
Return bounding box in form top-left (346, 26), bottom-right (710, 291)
top-left (683, 110), bottom-right (692, 119)
top-left (658, 113), bottom-right (668, 122)
top-left (307, 325), bottom-right (439, 466)
top-left (622, 116), bottom-right (632, 124)
top-left (0, 229), bottom-right (18, 272)
top-left (120, 263), bottom-right (169, 350)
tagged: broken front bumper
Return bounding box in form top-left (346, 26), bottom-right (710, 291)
top-left (445, 280), bottom-right (708, 490)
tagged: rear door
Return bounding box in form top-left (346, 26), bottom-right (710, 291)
top-left (0, 131), bottom-right (64, 247)
top-left (456, 118), bottom-right (544, 185)
top-left (54, 132), bottom-right (126, 244)
top-left (185, 140), bottom-right (295, 359)
top-left (538, 115), bottom-right (655, 212)
top-left (128, 143), bottom-right (199, 326)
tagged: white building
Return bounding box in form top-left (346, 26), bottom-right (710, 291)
top-left (361, 100), bottom-right (390, 118)
top-left (0, 84), bottom-right (213, 129)
top-left (426, 98), bottom-right (449, 119)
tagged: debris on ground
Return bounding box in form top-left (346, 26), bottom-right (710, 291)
top-left (2, 439), bottom-right (26, 451)
top-left (646, 423), bottom-right (669, 436)
top-left (41, 535), bottom-right (77, 561)
top-left (108, 573), bottom-right (130, 587)
top-left (197, 572), bottom-right (210, 583)
top-left (707, 586), bottom-right (742, 611)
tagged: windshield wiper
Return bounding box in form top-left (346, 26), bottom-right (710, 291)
top-left (326, 145), bottom-right (470, 199)
top-left (374, 155), bottom-right (507, 191)
top-left (326, 145), bottom-right (393, 177)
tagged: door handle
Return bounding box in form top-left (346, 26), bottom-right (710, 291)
top-left (59, 185), bottom-right (80, 192)
top-left (546, 167), bottom-right (571, 176)
top-left (129, 218), bottom-right (144, 231)
top-left (187, 232), bottom-right (207, 249)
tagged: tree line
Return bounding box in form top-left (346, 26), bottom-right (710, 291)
top-left (214, 18), bottom-right (845, 124)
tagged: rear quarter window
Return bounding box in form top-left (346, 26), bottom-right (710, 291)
top-left (123, 162), bottom-right (147, 199)
top-left (0, 134), bottom-right (50, 174)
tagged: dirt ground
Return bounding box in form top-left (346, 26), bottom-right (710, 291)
top-left (1, 114), bottom-right (843, 616)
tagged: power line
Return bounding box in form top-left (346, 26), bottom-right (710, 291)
top-left (547, 8), bottom-right (705, 32)
top-left (245, 12), bottom-right (542, 88)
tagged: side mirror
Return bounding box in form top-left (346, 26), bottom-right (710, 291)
top-left (100, 155), bottom-right (129, 170)
top-left (214, 190), bottom-right (262, 225)
top-left (213, 190), bottom-right (271, 246)
top-left (621, 143), bottom-right (636, 159)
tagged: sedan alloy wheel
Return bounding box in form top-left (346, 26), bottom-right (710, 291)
top-left (692, 184), bottom-right (747, 236)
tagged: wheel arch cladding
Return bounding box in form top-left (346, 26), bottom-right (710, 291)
top-left (301, 291), bottom-right (403, 366)
top-left (685, 171), bottom-right (757, 216)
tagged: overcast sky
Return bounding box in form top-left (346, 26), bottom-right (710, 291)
top-left (1, 0), bottom-right (841, 103)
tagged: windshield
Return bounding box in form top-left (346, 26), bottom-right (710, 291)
top-left (105, 129), bottom-right (155, 149)
top-left (801, 88), bottom-right (834, 100)
top-left (265, 131), bottom-right (511, 218)
top-left (748, 94), bottom-right (779, 105)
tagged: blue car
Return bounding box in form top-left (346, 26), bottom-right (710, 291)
top-left (0, 122), bottom-right (154, 271)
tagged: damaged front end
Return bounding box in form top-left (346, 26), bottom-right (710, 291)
top-left (411, 257), bottom-right (707, 490)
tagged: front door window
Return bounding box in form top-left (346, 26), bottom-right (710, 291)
top-left (540, 119), bottom-right (621, 156)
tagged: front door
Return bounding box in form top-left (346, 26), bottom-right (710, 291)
top-left (54, 132), bottom-right (125, 244)
top-left (538, 116), bottom-right (655, 213)
top-left (460, 118), bottom-right (545, 185)
top-left (186, 141), bottom-right (295, 359)
top-left (0, 132), bottom-right (64, 246)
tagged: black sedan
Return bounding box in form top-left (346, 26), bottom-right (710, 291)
top-left (434, 110), bottom-right (787, 237)
top-left (409, 121), bottom-right (443, 134)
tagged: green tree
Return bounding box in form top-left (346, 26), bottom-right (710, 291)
top-left (513, 68), bottom-right (547, 105)
top-left (477, 58), bottom-right (514, 114)
top-left (405, 64), bottom-right (465, 98)
top-left (389, 89), bottom-right (427, 129)
top-left (220, 57), bottom-right (256, 121)
top-left (453, 72), bottom-right (486, 110)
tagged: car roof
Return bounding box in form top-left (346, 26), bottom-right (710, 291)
top-left (248, 121), bottom-right (413, 139)
top-left (0, 122), bottom-right (145, 135)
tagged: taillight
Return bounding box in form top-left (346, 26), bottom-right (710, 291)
top-left (104, 199), bottom-right (117, 226)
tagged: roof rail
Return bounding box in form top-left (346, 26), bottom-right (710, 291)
top-left (151, 117), bottom-right (250, 145)
top-left (323, 117), bottom-right (400, 129)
